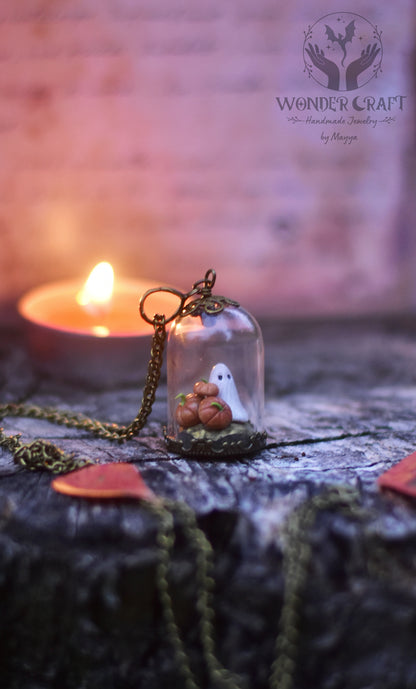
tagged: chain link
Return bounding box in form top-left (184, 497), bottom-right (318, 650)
top-left (270, 485), bottom-right (364, 689)
top-left (148, 501), bottom-right (201, 689)
top-left (119, 315), bottom-right (166, 441)
top-left (167, 500), bottom-right (242, 689)
top-left (148, 486), bottom-right (366, 689)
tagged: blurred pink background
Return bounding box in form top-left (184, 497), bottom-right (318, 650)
top-left (0, 0), bottom-right (414, 320)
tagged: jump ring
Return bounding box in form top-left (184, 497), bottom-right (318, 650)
top-left (139, 287), bottom-right (186, 325)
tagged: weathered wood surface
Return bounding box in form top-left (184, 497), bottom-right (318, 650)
top-left (2, 317), bottom-right (416, 688)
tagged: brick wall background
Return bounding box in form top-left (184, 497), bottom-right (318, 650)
top-left (0, 0), bottom-right (414, 319)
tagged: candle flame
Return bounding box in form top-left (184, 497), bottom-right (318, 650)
top-left (76, 262), bottom-right (114, 313)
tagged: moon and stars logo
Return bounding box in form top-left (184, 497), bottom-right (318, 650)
top-left (303, 12), bottom-right (383, 91)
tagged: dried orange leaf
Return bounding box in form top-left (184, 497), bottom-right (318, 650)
top-left (378, 450), bottom-right (416, 499)
top-left (52, 463), bottom-right (157, 501)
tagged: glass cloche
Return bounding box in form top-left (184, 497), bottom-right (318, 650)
top-left (164, 270), bottom-right (266, 458)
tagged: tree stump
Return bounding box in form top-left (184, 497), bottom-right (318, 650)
top-left (1, 318), bottom-right (416, 688)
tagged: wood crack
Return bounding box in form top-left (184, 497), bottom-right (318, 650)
top-left (266, 430), bottom-right (374, 449)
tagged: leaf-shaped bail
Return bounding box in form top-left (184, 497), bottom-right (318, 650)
top-left (181, 269), bottom-right (239, 318)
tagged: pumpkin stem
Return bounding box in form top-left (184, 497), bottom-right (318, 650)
top-left (210, 401), bottom-right (224, 411)
top-left (175, 393), bottom-right (187, 406)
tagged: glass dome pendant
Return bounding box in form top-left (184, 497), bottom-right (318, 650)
top-left (163, 269), bottom-right (267, 458)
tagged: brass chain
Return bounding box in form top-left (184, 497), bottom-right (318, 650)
top-left (166, 500), bottom-right (242, 689)
top-left (118, 314), bottom-right (166, 441)
top-left (269, 485), bottom-right (365, 689)
top-left (14, 439), bottom-right (92, 474)
top-left (0, 315), bottom-right (166, 472)
top-left (147, 486), bottom-right (366, 689)
top-left (148, 501), bottom-right (201, 689)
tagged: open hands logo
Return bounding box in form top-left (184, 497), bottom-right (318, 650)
top-left (303, 13), bottom-right (383, 91)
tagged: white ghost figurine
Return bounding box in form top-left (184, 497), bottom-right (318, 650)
top-left (208, 363), bottom-right (249, 423)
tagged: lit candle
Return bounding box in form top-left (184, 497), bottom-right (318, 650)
top-left (18, 262), bottom-right (178, 386)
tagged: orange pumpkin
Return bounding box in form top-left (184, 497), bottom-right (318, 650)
top-left (193, 380), bottom-right (219, 397)
top-left (175, 393), bottom-right (201, 428)
top-left (198, 396), bottom-right (232, 430)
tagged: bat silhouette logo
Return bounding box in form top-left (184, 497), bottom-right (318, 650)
top-left (325, 20), bottom-right (356, 66)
